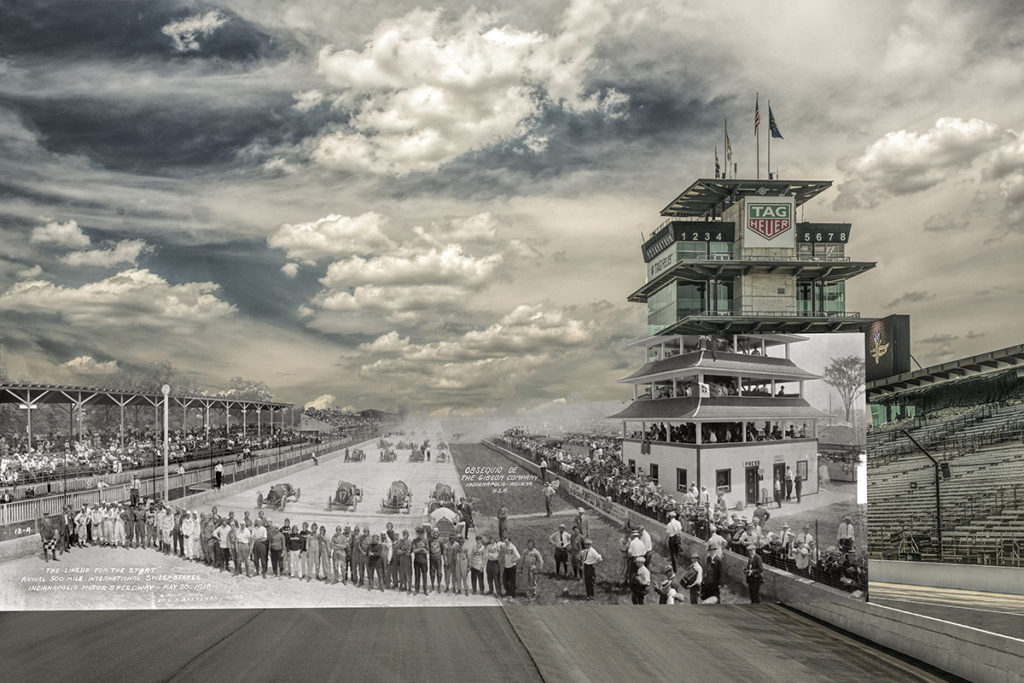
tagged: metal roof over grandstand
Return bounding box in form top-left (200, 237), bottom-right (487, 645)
top-left (867, 343), bottom-right (1024, 401)
top-left (617, 351), bottom-right (820, 384)
top-left (660, 178), bottom-right (833, 218)
top-left (0, 382), bottom-right (292, 414)
top-left (608, 396), bottom-right (828, 422)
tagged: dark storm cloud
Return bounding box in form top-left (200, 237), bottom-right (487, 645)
top-left (0, 1), bottom-right (281, 61)
top-left (885, 291), bottom-right (934, 309)
top-left (919, 334), bottom-right (958, 346)
top-left (145, 239), bottom-right (319, 323)
top-left (4, 93), bottom-right (314, 173)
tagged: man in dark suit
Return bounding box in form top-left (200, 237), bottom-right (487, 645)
top-left (745, 544), bottom-right (764, 604)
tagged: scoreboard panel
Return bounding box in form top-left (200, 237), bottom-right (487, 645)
top-left (797, 223), bottom-right (851, 244)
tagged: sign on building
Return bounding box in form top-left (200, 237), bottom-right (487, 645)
top-left (743, 197), bottom-right (794, 248)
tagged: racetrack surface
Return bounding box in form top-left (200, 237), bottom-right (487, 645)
top-left (0, 604), bottom-right (961, 682)
top-left (870, 582), bottom-right (1024, 640)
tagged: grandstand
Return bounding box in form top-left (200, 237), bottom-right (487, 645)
top-left (866, 344), bottom-right (1024, 567)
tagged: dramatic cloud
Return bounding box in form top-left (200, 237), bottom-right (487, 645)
top-left (304, 393), bottom-right (335, 409)
top-left (356, 303), bottom-right (594, 401)
top-left (29, 220), bottom-right (91, 249)
top-left (62, 355), bottom-right (119, 375)
top-left (837, 117), bottom-right (1007, 207)
top-left (267, 212), bottom-right (395, 266)
top-left (0, 269), bottom-right (236, 329)
top-left (60, 239), bottom-right (152, 267)
top-left (280, 262), bottom-right (300, 278)
top-left (161, 11), bottom-right (228, 53)
top-left (885, 291), bottom-right (935, 309)
top-left (306, 1), bottom-right (626, 175)
top-left (922, 213), bottom-right (959, 232)
top-left (320, 246), bottom-right (502, 288)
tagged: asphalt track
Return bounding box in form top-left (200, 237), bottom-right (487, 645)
top-left (871, 581), bottom-right (1024, 640)
top-left (0, 604), bottom-right (961, 682)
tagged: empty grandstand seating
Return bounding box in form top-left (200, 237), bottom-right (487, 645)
top-left (868, 401), bottom-right (1024, 566)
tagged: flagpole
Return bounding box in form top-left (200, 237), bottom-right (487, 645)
top-left (755, 92), bottom-right (760, 180)
top-left (723, 117), bottom-right (727, 179)
top-left (767, 99), bottom-right (771, 180)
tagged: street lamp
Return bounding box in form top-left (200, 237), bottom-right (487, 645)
top-left (162, 384), bottom-right (170, 501)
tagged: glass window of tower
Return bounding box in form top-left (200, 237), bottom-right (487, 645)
top-left (675, 282), bottom-right (706, 317)
top-left (647, 281), bottom-right (677, 333)
top-left (822, 281), bottom-right (845, 314)
top-left (711, 279), bottom-right (733, 314)
top-left (709, 241), bottom-right (734, 259)
top-left (678, 241), bottom-right (706, 259)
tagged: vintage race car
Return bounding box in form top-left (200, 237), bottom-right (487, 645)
top-left (327, 481), bottom-right (362, 511)
top-left (257, 483), bottom-right (300, 511)
top-left (380, 448), bottom-right (397, 462)
top-left (427, 482), bottom-right (456, 513)
top-left (381, 480), bottom-right (412, 514)
top-left (344, 448), bottom-right (366, 462)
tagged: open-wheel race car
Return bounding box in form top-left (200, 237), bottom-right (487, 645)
top-left (344, 448), bottom-right (366, 462)
top-left (380, 447), bottom-right (397, 462)
top-left (427, 482), bottom-right (456, 513)
top-left (425, 505), bottom-right (459, 538)
top-left (408, 447), bottom-right (424, 463)
top-left (327, 481), bottom-right (362, 511)
top-left (257, 483), bottom-right (301, 511)
top-left (381, 480), bottom-right (412, 514)
top-left (436, 449), bottom-right (449, 463)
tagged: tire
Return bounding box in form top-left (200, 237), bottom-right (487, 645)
top-left (295, 488), bottom-right (301, 502)
top-left (257, 493), bottom-right (264, 510)
top-left (327, 496), bottom-right (332, 511)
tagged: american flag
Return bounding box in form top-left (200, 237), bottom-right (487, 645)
top-left (754, 94), bottom-right (760, 136)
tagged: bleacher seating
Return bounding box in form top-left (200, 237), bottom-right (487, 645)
top-left (868, 401), bottom-right (1024, 565)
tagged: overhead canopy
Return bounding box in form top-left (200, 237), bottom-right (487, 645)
top-left (867, 343), bottom-right (1024, 402)
top-left (660, 178), bottom-right (832, 218)
top-left (0, 382), bottom-right (292, 411)
top-left (627, 259), bottom-right (876, 304)
top-left (608, 396), bottom-right (828, 422)
top-left (626, 333), bottom-right (806, 349)
top-left (617, 351), bottom-right (819, 384)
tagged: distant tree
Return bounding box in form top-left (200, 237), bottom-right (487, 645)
top-left (105, 360), bottom-right (204, 395)
top-left (220, 377), bottom-right (273, 401)
top-left (823, 355), bottom-right (865, 424)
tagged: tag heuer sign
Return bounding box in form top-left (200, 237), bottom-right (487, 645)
top-left (747, 202), bottom-right (792, 240)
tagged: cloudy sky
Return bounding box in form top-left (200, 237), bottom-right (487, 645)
top-left (1, 0), bottom-right (1022, 415)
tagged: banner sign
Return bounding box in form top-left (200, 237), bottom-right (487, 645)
top-left (743, 197), bottom-right (794, 247)
top-left (866, 315), bottom-right (911, 382)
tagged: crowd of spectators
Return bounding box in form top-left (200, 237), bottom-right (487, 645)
top-left (495, 429), bottom-right (866, 593)
top-left (0, 427), bottom-right (302, 494)
top-left (630, 420), bottom-right (810, 445)
top-left (302, 408), bottom-right (384, 432)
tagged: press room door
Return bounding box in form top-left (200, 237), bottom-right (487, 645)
top-left (745, 466), bottom-right (759, 505)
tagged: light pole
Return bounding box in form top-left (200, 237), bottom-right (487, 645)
top-left (902, 429), bottom-right (947, 562)
top-left (162, 385), bottom-right (170, 501)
